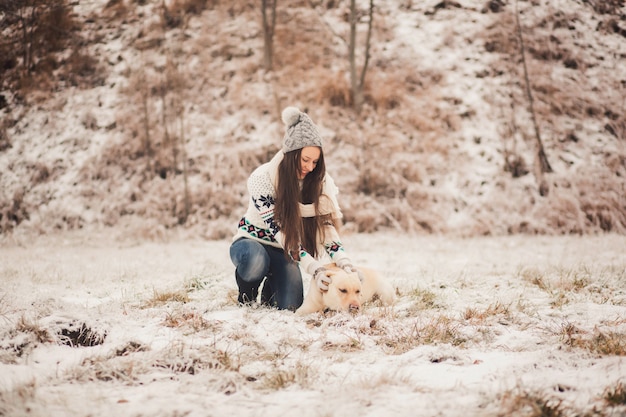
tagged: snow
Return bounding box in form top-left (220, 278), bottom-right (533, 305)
top-left (1, 231), bottom-right (625, 416)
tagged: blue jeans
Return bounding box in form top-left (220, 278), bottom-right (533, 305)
top-left (229, 238), bottom-right (303, 311)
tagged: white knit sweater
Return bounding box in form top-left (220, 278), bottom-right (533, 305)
top-left (233, 150), bottom-right (350, 275)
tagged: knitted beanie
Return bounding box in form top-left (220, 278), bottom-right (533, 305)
top-left (281, 106), bottom-right (323, 153)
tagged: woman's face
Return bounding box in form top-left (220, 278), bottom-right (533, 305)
top-left (298, 146), bottom-right (321, 180)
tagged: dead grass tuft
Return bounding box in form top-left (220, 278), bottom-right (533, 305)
top-left (358, 371), bottom-right (413, 389)
top-left (115, 341), bottom-right (149, 357)
top-left (499, 388), bottom-right (568, 417)
top-left (408, 287), bottom-right (439, 310)
top-left (365, 71), bottom-right (406, 111)
top-left (185, 275), bottom-right (209, 292)
top-left (559, 323), bottom-right (626, 356)
top-left (143, 289), bottom-right (190, 308)
top-left (62, 47), bottom-right (102, 88)
top-left (71, 342), bottom-right (239, 383)
top-left (556, 266), bottom-right (591, 292)
top-left (0, 190), bottom-right (30, 234)
top-left (258, 362), bottom-right (314, 391)
top-left (15, 316), bottom-right (51, 344)
top-left (316, 72), bottom-right (351, 108)
top-left (522, 263), bottom-right (626, 307)
top-left (153, 348), bottom-right (232, 375)
top-left (162, 310), bottom-right (221, 333)
top-left (520, 267), bottom-right (549, 291)
top-left (74, 355), bottom-right (139, 383)
top-left (585, 330), bottom-right (626, 356)
top-left (0, 120), bottom-right (11, 152)
top-left (577, 172), bottom-right (626, 234)
top-left (604, 381), bottom-right (626, 406)
top-left (380, 315), bottom-right (466, 355)
top-left (463, 301), bottom-right (510, 323)
top-left (322, 338), bottom-right (363, 353)
top-left (103, 0), bottom-right (130, 20)
top-left (170, 0), bottom-right (214, 16)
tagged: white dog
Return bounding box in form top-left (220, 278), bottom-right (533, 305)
top-left (295, 264), bottom-right (395, 315)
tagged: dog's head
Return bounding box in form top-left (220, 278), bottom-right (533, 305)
top-left (322, 268), bottom-right (363, 313)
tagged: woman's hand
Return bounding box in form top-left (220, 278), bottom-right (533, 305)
top-left (336, 258), bottom-right (364, 282)
top-left (314, 267), bottom-right (332, 291)
top-left (336, 258), bottom-right (356, 273)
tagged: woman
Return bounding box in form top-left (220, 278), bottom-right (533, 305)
top-left (229, 106), bottom-right (358, 311)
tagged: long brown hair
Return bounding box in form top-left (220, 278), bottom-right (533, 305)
top-left (275, 148), bottom-right (327, 260)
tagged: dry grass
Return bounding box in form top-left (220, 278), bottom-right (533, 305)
top-left (258, 362), bottom-right (315, 391)
top-left (604, 381), bottom-right (626, 406)
top-left (153, 343), bottom-right (237, 374)
top-left (358, 370), bottom-right (414, 389)
top-left (163, 310), bottom-right (219, 332)
top-left (463, 301), bottom-right (510, 323)
top-left (559, 323), bottom-right (626, 357)
top-left (103, 0), bottom-right (130, 20)
top-left (499, 388), bottom-right (567, 417)
top-left (315, 72), bottom-right (351, 108)
top-left (519, 267), bottom-right (549, 291)
top-left (73, 355), bottom-right (139, 383)
top-left (519, 264), bottom-right (626, 307)
top-left (322, 337), bottom-right (363, 352)
top-left (364, 70), bottom-right (406, 111)
top-left (143, 289), bottom-right (190, 308)
top-left (379, 315), bottom-right (466, 355)
top-left (0, 120), bottom-right (10, 152)
top-left (407, 287), bottom-right (439, 310)
top-left (70, 341), bottom-right (239, 383)
top-left (0, 294), bottom-right (8, 319)
top-left (15, 316), bottom-right (51, 344)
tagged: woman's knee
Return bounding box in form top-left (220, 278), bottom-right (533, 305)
top-left (230, 239), bottom-right (270, 282)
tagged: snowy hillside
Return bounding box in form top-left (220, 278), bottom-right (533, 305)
top-left (1, 0), bottom-right (625, 240)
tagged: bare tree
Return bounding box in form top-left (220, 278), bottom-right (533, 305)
top-left (261, 0), bottom-right (278, 71)
top-left (158, 67), bottom-right (175, 174)
top-left (160, 9), bottom-right (192, 224)
top-left (0, 0), bottom-right (71, 76)
top-left (177, 106), bottom-right (190, 224)
top-left (139, 72), bottom-right (153, 174)
top-left (349, 0), bottom-right (374, 114)
top-left (514, 0), bottom-right (552, 195)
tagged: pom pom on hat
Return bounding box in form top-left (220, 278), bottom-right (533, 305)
top-left (282, 106), bottom-right (301, 128)
top-left (281, 106), bottom-right (323, 153)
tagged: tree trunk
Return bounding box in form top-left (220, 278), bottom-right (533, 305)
top-left (349, 0), bottom-right (374, 114)
top-left (515, 0), bottom-right (552, 173)
top-left (261, 0), bottom-right (277, 71)
top-left (514, 0), bottom-right (552, 192)
top-left (141, 83), bottom-right (152, 173)
top-left (349, 0), bottom-right (358, 111)
top-left (359, 0), bottom-right (374, 96)
top-left (178, 109), bottom-right (190, 224)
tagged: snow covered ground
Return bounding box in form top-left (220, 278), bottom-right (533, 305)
top-left (1, 231), bottom-right (625, 416)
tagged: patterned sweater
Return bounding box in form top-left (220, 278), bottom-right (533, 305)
top-left (233, 150), bottom-right (350, 276)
